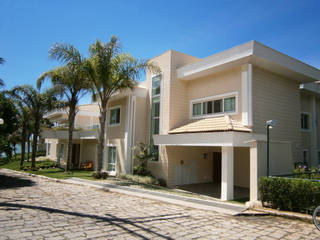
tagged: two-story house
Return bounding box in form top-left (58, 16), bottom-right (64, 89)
top-left (43, 40), bottom-right (320, 203)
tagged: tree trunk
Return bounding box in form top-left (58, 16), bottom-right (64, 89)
top-left (31, 120), bottom-right (40, 169)
top-left (20, 122), bottom-right (27, 169)
top-left (96, 100), bottom-right (107, 172)
top-left (27, 133), bottom-right (31, 162)
top-left (66, 104), bottom-right (76, 172)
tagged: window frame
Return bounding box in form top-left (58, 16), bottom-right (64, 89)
top-left (190, 92), bottom-right (238, 119)
top-left (109, 105), bottom-right (121, 127)
top-left (149, 74), bottom-right (162, 162)
top-left (300, 112), bottom-right (310, 131)
top-left (107, 145), bottom-right (117, 175)
top-left (301, 149), bottom-right (308, 166)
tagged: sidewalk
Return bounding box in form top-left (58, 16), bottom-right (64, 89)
top-left (66, 177), bottom-right (247, 215)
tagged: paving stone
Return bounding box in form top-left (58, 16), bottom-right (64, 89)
top-left (0, 169), bottom-right (319, 239)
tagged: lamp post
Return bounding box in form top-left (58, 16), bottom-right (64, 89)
top-left (266, 120), bottom-right (276, 177)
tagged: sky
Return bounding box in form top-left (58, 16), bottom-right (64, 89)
top-left (1, 0), bottom-right (320, 104)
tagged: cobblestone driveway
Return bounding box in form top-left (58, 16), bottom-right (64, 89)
top-left (0, 170), bottom-right (319, 240)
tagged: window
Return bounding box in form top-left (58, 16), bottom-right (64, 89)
top-left (301, 113), bottom-right (309, 130)
top-left (302, 150), bottom-right (308, 166)
top-left (191, 93), bottom-right (236, 118)
top-left (150, 75), bottom-right (161, 161)
top-left (107, 146), bottom-right (117, 172)
top-left (110, 107), bottom-right (120, 126)
top-left (60, 144), bottom-right (64, 158)
top-left (47, 143), bottom-right (51, 156)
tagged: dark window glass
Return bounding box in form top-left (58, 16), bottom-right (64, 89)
top-left (214, 99), bottom-right (222, 113)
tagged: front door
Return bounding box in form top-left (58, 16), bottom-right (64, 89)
top-left (107, 146), bottom-right (117, 174)
top-left (72, 144), bottom-right (80, 168)
top-left (212, 152), bottom-right (221, 183)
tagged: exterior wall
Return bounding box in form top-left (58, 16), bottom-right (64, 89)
top-left (234, 147), bottom-right (250, 188)
top-left (80, 139), bottom-right (97, 165)
top-left (77, 104), bottom-right (99, 112)
top-left (134, 96), bottom-right (148, 146)
top-left (252, 67), bottom-right (301, 163)
top-left (45, 138), bottom-right (58, 160)
top-left (186, 67), bottom-right (243, 123)
top-left (75, 116), bottom-right (99, 128)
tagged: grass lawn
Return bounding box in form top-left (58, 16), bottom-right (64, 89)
top-left (0, 158), bottom-right (94, 180)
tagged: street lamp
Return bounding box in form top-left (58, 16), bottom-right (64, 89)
top-left (0, 118), bottom-right (3, 125)
top-left (266, 120), bottom-right (276, 177)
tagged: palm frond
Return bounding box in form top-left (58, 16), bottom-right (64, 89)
top-left (0, 57), bottom-right (5, 64)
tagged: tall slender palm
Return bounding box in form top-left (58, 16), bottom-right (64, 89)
top-left (11, 85), bottom-right (59, 168)
top-left (38, 43), bottom-right (90, 172)
top-left (86, 36), bottom-right (158, 172)
top-left (8, 94), bottom-right (31, 168)
top-left (0, 57), bottom-right (5, 87)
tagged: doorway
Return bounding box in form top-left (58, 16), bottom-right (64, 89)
top-left (72, 144), bottom-right (80, 167)
top-left (212, 152), bottom-right (221, 183)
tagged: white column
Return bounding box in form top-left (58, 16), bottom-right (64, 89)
top-left (249, 141), bottom-right (259, 202)
top-left (311, 96), bottom-right (318, 167)
top-left (221, 146), bottom-right (234, 200)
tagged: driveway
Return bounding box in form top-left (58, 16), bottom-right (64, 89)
top-left (0, 169), bottom-right (319, 240)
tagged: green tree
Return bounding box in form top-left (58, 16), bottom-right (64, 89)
top-left (85, 36), bottom-right (158, 172)
top-left (38, 43), bottom-right (90, 172)
top-left (0, 92), bottom-right (18, 159)
top-left (11, 85), bottom-right (59, 168)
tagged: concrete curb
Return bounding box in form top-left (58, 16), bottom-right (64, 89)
top-left (249, 207), bottom-right (313, 223)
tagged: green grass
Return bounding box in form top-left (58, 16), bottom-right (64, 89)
top-left (0, 158), bottom-right (94, 180)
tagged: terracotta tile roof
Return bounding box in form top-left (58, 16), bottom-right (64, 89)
top-left (169, 115), bottom-right (252, 134)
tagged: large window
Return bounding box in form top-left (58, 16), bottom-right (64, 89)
top-left (107, 146), bottom-right (117, 172)
top-left (150, 75), bottom-right (161, 161)
top-left (192, 94), bottom-right (236, 118)
top-left (110, 107), bottom-right (121, 126)
top-left (301, 113), bottom-right (309, 130)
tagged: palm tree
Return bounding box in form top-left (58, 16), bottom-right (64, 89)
top-left (38, 43), bottom-right (90, 172)
top-left (8, 94), bottom-right (31, 168)
top-left (0, 57), bottom-right (5, 87)
top-left (86, 36), bottom-right (158, 172)
top-left (8, 130), bottom-right (22, 158)
top-left (11, 85), bottom-right (59, 168)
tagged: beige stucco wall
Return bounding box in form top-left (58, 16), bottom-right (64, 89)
top-left (234, 147), bottom-right (250, 188)
top-left (45, 138), bottom-right (58, 160)
top-left (78, 104), bottom-right (99, 112)
top-left (186, 67), bottom-right (243, 123)
top-left (107, 97), bottom-right (127, 140)
top-left (252, 67), bottom-right (301, 163)
top-left (134, 96), bottom-right (148, 146)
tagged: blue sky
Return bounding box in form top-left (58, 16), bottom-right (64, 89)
top-left (1, 0), bottom-right (320, 104)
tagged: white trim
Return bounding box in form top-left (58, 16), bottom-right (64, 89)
top-left (190, 91), bottom-right (238, 119)
top-left (108, 105), bottom-right (121, 127)
top-left (241, 64), bottom-right (253, 126)
top-left (300, 112), bottom-right (311, 132)
top-left (130, 96), bottom-right (136, 173)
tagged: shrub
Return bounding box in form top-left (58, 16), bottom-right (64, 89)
top-left (101, 172), bottom-right (108, 179)
top-left (157, 178), bottom-right (167, 187)
top-left (92, 171), bottom-right (101, 179)
top-left (259, 177), bottom-right (320, 213)
top-left (133, 143), bottom-right (154, 176)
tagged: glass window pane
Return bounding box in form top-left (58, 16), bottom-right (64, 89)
top-left (110, 108), bottom-right (120, 125)
top-left (202, 102), bottom-right (207, 115)
top-left (152, 97), bottom-right (160, 118)
top-left (152, 76), bottom-right (161, 95)
top-left (224, 97), bottom-right (235, 112)
top-left (214, 100), bottom-right (222, 113)
top-left (108, 147), bottom-right (116, 171)
top-left (151, 118), bottom-right (159, 135)
top-left (207, 101), bottom-right (213, 114)
top-left (193, 103), bottom-right (202, 116)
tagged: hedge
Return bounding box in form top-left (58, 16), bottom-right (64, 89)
top-left (259, 177), bottom-right (320, 213)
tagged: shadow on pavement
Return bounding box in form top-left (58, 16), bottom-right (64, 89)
top-left (0, 174), bottom-right (36, 189)
top-left (0, 202), bottom-right (188, 239)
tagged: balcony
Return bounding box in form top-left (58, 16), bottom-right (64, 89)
top-left (41, 124), bottom-right (99, 140)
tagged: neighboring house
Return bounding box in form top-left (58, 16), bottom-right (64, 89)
top-left (42, 104), bottom-right (100, 168)
top-left (42, 40), bottom-right (320, 203)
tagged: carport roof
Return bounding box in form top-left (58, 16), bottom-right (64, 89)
top-left (169, 115), bottom-right (251, 134)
